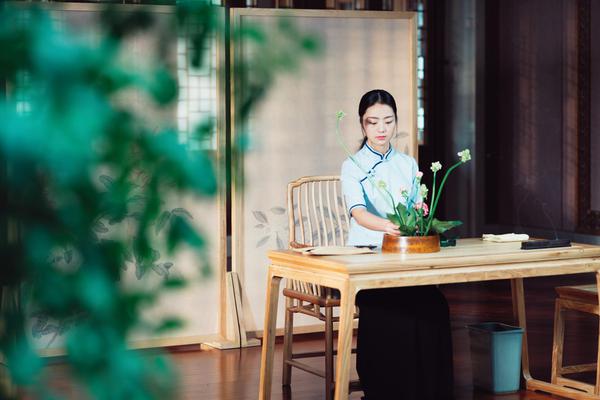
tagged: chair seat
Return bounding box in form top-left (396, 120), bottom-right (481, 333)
top-left (283, 288), bottom-right (341, 307)
top-left (555, 284), bottom-right (598, 304)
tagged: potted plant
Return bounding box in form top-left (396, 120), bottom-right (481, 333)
top-left (336, 111), bottom-right (472, 253)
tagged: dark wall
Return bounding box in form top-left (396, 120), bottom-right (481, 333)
top-left (486, 0), bottom-right (566, 232)
top-left (588, 0), bottom-right (600, 232)
top-left (425, 0), bottom-right (600, 242)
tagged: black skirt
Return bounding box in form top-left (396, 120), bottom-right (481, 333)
top-left (355, 286), bottom-right (454, 400)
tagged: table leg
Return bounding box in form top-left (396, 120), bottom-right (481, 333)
top-left (595, 271), bottom-right (600, 395)
top-left (259, 270), bottom-right (282, 400)
top-left (333, 281), bottom-right (356, 400)
top-left (511, 278), bottom-right (532, 381)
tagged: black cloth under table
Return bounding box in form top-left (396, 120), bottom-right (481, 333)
top-left (355, 285), bottom-right (454, 400)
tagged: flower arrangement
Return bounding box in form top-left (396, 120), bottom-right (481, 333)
top-left (336, 111), bottom-right (472, 237)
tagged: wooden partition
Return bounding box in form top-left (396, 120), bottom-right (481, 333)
top-left (230, 9), bottom-right (417, 335)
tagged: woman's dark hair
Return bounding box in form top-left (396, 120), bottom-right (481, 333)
top-left (358, 89), bottom-right (397, 149)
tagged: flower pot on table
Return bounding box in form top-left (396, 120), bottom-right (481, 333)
top-left (381, 234), bottom-right (440, 254)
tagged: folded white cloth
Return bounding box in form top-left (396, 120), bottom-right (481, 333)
top-left (482, 233), bottom-right (530, 242)
top-left (291, 246), bottom-right (375, 256)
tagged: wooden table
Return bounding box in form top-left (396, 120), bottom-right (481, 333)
top-left (258, 238), bottom-right (600, 400)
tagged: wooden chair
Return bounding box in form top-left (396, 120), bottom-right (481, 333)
top-left (551, 284), bottom-right (599, 395)
top-left (283, 175), bottom-right (359, 399)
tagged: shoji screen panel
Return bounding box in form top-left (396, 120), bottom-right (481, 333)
top-left (230, 9), bottom-right (417, 334)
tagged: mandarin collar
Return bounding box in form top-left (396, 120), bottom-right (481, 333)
top-left (363, 142), bottom-right (394, 161)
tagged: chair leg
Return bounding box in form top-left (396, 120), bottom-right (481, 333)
top-left (282, 297), bottom-right (294, 387)
top-left (325, 305), bottom-right (334, 400)
top-left (595, 304), bottom-right (600, 395)
top-left (551, 299), bottom-right (565, 385)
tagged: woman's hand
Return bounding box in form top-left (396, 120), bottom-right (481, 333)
top-left (382, 220), bottom-right (401, 236)
top-left (352, 208), bottom-right (401, 235)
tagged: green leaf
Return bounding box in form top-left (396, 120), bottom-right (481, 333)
top-left (163, 277), bottom-right (186, 289)
top-left (126, 194), bottom-right (146, 203)
top-left (399, 225), bottom-right (417, 236)
top-left (148, 67), bottom-right (178, 105)
top-left (240, 25), bottom-right (267, 44)
top-left (98, 239), bottom-right (128, 281)
top-left (66, 323), bottom-right (105, 369)
top-left (154, 318), bottom-right (183, 334)
top-left (193, 119), bottom-right (214, 141)
top-left (405, 208), bottom-right (417, 227)
top-left (301, 36), bottom-right (322, 54)
top-left (387, 213), bottom-right (401, 227)
top-left (200, 259), bottom-right (212, 279)
top-left (6, 338), bottom-right (43, 385)
top-left (430, 218), bottom-right (463, 234)
top-left (77, 267), bottom-right (115, 315)
top-left (395, 202), bottom-right (408, 216)
top-left (167, 215), bottom-right (205, 252)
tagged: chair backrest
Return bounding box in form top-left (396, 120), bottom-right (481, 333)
top-left (287, 176), bottom-right (350, 248)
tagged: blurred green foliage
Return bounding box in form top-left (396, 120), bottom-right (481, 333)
top-left (0, 1), bottom-right (319, 399)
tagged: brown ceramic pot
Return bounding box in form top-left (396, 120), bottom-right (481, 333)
top-left (381, 234), bottom-right (440, 254)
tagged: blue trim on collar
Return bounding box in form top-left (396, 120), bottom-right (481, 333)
top-left (384, 146), bottom-right (394, 160)
top-left (371, 160), bottom-right (383, 170)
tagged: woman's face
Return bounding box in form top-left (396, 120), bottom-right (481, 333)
top-left (361, 103), bottom-right (396, 152)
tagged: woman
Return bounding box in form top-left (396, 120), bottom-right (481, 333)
top-left (341, 89), bottom-right (454, 400)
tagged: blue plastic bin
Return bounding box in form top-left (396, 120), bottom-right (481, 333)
top-left (466, 322), bottom-right (524, 394)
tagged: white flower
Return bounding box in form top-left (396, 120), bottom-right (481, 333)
top-left (430, 161), bottom-right (442, 172)
top-left (419, 184), bottom-right (429, 199)
top-left (399, 186), bottom-right (409, 197)
top-left (458, 149), bottom-right (471, 163)
top-left (415, 171), bottom-right (423, 179)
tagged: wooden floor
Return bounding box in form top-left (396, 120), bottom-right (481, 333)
top-left (42, 333), bottom-right (562, 400)
top-left (41, 277), bottom-right (598, 399)
top-left (166, 332), bottom-right (567, 400)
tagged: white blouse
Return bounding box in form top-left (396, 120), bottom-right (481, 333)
top-left (341, 143), bottom-right (420, 246)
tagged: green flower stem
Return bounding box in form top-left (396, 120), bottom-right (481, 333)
top-left (424, 160), bottom-right (462, 235)
top-left (335, 116), bottom-right (359, 165)
top-left (335, 116), bottom-right (402, 224)
top-left (387, 190), bottom-right (403, 225)
top-left (423, 170), bottom-right (438, 236)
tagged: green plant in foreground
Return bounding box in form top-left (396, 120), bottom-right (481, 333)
top-left (0, 2), bottom-right (319, 399)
